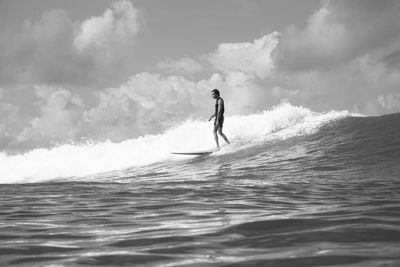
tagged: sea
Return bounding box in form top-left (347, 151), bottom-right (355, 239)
top-left (1, 103), bottom-right (399, 267)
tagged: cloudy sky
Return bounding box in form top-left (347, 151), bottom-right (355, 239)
top-left (1, 0), bottom-right (400, 152)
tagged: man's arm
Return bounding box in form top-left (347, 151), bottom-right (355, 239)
top-left (208, 114), bottom-right (215, 121)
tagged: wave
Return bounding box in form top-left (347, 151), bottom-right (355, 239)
top-left (0, 103), bottom-right (352, 184)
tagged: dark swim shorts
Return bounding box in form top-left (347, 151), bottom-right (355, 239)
top-left (214, 115), bottom-right (224, 128)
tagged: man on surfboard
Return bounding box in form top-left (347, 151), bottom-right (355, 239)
top-left (209, 89), bottom-right (230, 148)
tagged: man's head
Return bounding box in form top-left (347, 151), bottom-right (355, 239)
top-left (211, 89), bottom-right (220, 99)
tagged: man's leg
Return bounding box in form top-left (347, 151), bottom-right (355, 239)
top-left (213, 125), bottom-right (220, 148)
top-left (218, 128), bottom-right (230, 144)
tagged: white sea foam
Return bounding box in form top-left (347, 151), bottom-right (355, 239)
top-left (0, 103), bottom-right (350, 184)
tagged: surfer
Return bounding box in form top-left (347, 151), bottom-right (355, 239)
top-left (209, 89), bottom-right (230, 148)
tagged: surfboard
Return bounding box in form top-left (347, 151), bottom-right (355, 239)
top-left (171, 148), bottom-right (220, 156)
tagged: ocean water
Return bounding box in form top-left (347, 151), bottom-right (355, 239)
top-left (1, 103), bottom-right (400, 266)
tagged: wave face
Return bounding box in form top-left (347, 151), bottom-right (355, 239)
top-left (1, 105), bottom-right (400, 267)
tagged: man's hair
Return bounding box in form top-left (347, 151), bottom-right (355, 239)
top-left (211, 89), bottom-right (220, 97)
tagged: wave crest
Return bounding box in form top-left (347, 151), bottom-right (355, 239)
top-left (0, 103), bottom-right (350, 184)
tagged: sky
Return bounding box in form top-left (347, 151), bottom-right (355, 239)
top-left (0, 0), bottom-right (400, 152)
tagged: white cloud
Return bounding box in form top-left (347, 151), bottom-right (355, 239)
top-left (278, 0), bottom-right (400, 72)
top-left (379, 93), bottom-right (400, 111)
top-left (0, 9), bottom-right (80, 85)
top-left (278, 1), bottom-right (350, 71)
top-left (0, 1), bottom-right (142, 88)
top-left (207, 31), bottom-right (280, 79)
top-left (0, 103), bottom-right (21, 135)
top-left (18, 86), bottom-right (84, 142)
top-left (74, 0), bottom-right (140, 54)
top-left (271, 0), bottom-right (400, 115)
top-left (280, 54), bottom-right (400, 114)
top-left (156, 57), bottom-right (204, 76)
top-left (0, 101), bottom-right (30, 151)
top-left (82, 73), bottom-right (212, 139)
